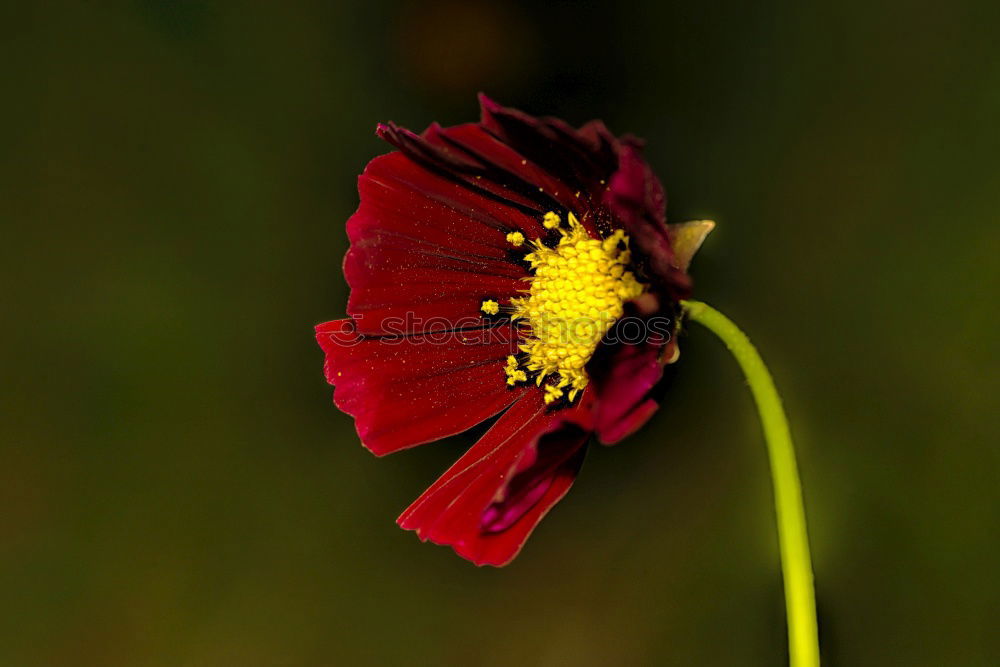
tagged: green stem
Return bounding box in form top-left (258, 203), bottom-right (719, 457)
top-left (681, 299), bottom-right (820, 667)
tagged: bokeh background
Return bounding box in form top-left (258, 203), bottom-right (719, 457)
top-left (4, 1), bottom-right (998, 665)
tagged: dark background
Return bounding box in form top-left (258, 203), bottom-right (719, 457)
top-left (4, 1), bottom-right (998, 665)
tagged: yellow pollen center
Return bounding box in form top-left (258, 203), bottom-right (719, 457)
top-left (505, 212), bottom-right (645, 403)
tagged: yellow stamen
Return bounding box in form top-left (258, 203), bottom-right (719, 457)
top-left (504, 356), bottom-right (527, 385)
top-left (506, 370), bottom-right (527, 386)
top-left (505, 231), bottom-right (525, 247)
top-left (481, 300), bottom-right (500, 315)
top-left (499, 210), bottom-right (645, 400)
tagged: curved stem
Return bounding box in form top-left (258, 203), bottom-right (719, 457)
top-left (681, 299), bottom-right (820, 667)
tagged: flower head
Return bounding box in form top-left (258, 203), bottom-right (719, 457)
top-left (316, 95), bottom-right (712, 566)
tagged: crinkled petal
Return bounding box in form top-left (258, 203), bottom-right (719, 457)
top-left (398, 390), bottom-right (593, 566)
top-left (591, 341), bottom-right (667, 445)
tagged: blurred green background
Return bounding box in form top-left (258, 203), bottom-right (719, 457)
top-left (4, 1), bottom-right (998, 665)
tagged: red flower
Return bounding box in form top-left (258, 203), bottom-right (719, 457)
top-left (316, 95), bottom-right (712, 566)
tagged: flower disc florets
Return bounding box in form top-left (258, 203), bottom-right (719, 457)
top-left (501, 212), bottom-right (644, 403)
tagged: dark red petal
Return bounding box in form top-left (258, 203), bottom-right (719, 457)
top-left (356, 150), bottom-right (547, 246)
top-left (477, 94), bottom-right (620, 198)
top-left (590, 341), bottom-right (667, 445)
top-left (315, 320), bottom-right (526, 455)
top-left (604, 144), bottom-right (692, 299)
top-left (398, 390), bottom-right (593, 566)
top-left (377, 122), bottom-right (552, 216)
top-left (345, 152), bottom-right (538, 334)
top-left (423, 123), bottom-right (603, 235)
